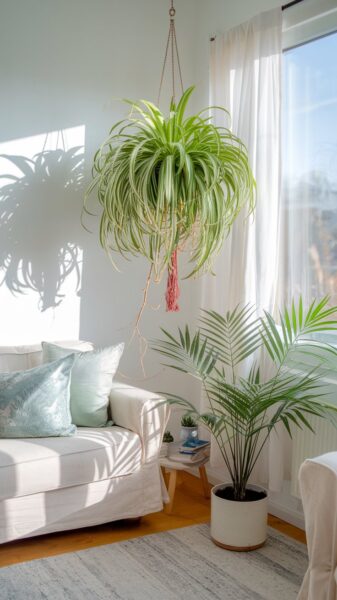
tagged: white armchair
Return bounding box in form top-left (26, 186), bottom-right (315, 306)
top-left (298, 452), bottom-right (337, 600)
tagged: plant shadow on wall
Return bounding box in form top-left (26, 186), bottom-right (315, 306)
top-left (0, 147), bottom-right (84, 311)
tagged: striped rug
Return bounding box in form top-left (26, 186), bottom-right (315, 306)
top-left (0, 524), bottom-right (307, 599)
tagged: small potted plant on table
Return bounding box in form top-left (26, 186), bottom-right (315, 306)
top-left (180, 414), bottom-right (198, 442)
top-left (160, 431), bottom-right (174, 458)
top-left (153, 297), bottom-right (337, 550)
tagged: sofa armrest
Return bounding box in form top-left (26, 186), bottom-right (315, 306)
top-left (109, 381), bottom-right (170, 464)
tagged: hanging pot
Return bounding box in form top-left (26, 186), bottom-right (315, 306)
top-left (210, 483), bottom-right (268, 551)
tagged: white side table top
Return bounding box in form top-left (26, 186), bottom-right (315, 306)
top-left (160, 441), bottom-right (210, 470)
top-left (160, 455), bottom-right (209, 471)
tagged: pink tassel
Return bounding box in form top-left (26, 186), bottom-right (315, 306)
top-left (165, 249), bottom-right (180, 312)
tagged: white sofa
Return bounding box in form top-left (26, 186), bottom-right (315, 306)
top-left (0, 342), bottom-right (169, 544)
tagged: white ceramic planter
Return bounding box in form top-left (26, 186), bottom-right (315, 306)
top-left (211, 483), bottom-right (268, 551)
top-left (180, 426), bottom-right (198, 442)
top-left (159, 442), bottom-right (169, 458)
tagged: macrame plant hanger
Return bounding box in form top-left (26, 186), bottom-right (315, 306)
top-left (158, 0), bottom-right (184, 312)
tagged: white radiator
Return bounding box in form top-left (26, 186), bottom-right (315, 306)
top-left (291, 415), bottom-right (337, 497)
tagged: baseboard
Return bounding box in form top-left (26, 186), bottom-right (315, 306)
top-left (268, 496), bottom-right (305, 530)
top-left (268, 480), bottom-right (305, 530)
top-left (190, 466), bottom-right (305, 531)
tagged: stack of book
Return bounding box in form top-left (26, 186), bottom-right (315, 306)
top-left (169, 439), bottom-right (210, 464)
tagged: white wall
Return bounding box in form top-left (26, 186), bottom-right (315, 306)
top-left (0, 0), bottom-right (203, 437)
top-left (0, 0), bottom-right (283, 436)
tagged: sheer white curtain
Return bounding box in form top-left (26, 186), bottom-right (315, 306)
top-left (202, 8), bottom-right (284, 489)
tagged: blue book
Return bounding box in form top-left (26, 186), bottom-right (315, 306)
top-left (179, 439), bottom-right (210, 453)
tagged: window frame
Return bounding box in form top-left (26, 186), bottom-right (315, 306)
top-left (282, 0), bottom-right (337, 50)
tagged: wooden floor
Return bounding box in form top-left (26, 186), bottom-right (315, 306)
top-left (0, 472), bottom-right (306, 568)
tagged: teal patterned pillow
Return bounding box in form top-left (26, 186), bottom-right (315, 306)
top-left (0, 354), bottom-right (76, 438)
top-left (42, 342), bottom-right (124, 427)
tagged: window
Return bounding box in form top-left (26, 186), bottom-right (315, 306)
top-left (280, 1), bottom-right (337, 306)
top-left (281, 31), bottom-right (337, 304)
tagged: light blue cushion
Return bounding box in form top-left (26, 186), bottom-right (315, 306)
top-left (0, 354), bottom-right (76, 438)
top-left (42, 342), bottom-right (124, 427)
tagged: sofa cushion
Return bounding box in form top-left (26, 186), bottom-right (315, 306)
top-left (42, 342), bottom-right (124, 427)
top-left (0, 341), bottom-right (93, 373)
top-left (0, 355), bottom-right (76, 438)
top-left (0, 426), bottom-right (142, 500)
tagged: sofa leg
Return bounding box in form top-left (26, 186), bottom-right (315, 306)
top-left (113, 517), bottom-right (142, 527)
top-left (127, 517), bottom-right (142, 525)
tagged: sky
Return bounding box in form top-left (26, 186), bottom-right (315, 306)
top-left (283, 30), bottom-right (337, 188)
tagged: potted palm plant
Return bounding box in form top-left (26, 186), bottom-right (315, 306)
top-left (153, 297), bottom-right (337, 550)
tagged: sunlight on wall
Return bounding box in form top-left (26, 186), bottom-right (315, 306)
top-left (0, 126), bottom-right (85, 345)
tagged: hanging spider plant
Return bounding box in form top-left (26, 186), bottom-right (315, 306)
top-left (85, 87), bottom-right (255, 304)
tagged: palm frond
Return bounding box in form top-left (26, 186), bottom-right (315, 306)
top-left (199, 304), bottom-right (261, 368)
top-left (152, 326), bottom-right (217, 379)
top-left (262, 297), bottom-right (337, 365)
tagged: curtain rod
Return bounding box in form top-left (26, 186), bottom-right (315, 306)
top-left (210, 0), bottom-right (305, 40)
top-left (282, 0), bottom-right (304, 10)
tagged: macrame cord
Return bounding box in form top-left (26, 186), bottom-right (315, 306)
top-left (158, 0), bottom-right (184, 311)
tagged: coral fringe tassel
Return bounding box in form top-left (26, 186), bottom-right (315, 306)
top-left (165, 249), bottom-right (180, 312)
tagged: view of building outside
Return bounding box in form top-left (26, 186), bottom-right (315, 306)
top-left (281, 31), bottom-right (337, 307)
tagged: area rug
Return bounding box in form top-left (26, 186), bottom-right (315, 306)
top-left (0, 524), bottom-right (307, 600)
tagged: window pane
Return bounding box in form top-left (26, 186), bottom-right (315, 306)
top-left (281, 32), bottom-right (337, 306)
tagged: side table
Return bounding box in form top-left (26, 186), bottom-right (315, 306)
top-left (160, 456), bottom-right (210, 514)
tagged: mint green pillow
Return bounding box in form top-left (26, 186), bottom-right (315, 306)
top-left (0, 354), bottom-right (76, 438)
top-left (42, 342), bottom-right (124, 427)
